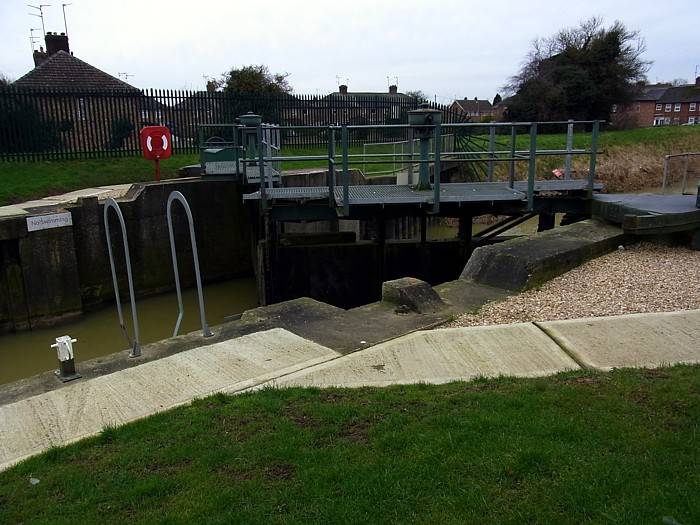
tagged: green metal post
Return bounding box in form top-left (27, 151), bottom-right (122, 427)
top-left (527, 123), bottom-right (537, 211)
top-left (327, 127), bottom-right (335, 207)
top-left (588, 120), bottom-right (599, 198)
top-left (509, 126), bottom-right (516, 189)
top-left (342, 125), bottom-right (349, 216)
top-left (433, 121), bottom-right (442, 213)
top-left (257, 124), bottom-right (266, 208)
top-left (418, 136), bottom-right (430, 189)
top-left (488, 125), bottom-right (495, 182)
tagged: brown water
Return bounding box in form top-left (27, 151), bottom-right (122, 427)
top-left (0, 277), bottom-right (258, 385)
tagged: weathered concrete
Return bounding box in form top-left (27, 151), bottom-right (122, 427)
top-left (593, 193), bottom-right (700, 234)
top-left (0, 328), bottom-right (339, 472)
top-left (382, 277), bottom-right (445, 313)
top-left (538, 309), bottom-right (700, 371)
top-left (271, 323), bottom-right (579, 389)
top-left (460, 219), bottom-right (625, 290)
top-left (0, 178), bottom-right (255, 332)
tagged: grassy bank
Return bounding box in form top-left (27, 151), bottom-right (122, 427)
top-left (1, 126), bottom-right (699, 206)
top-left (1, 366), bottom-right (698, 524)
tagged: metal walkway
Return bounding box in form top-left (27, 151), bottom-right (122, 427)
top-left (243, 180), bottom-right (602, 207)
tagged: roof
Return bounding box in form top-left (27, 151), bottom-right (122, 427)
top-left (631, 84), bottom-right (671, 101)
top-left (452, 99), bottom-right (493, 113)
top-left (325, 91), bottom-right (413, 100)
top-left (12, 50), bottom-right (138, 92)
top-left (659, 84), bottom-right (700, 103)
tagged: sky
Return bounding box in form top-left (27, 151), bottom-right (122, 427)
top-left (1, 0), bottom-right (698, 103)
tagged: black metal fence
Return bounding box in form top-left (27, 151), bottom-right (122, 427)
top-left (0, 88), bottom-right (467, 161)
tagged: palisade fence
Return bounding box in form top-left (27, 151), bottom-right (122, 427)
top-left (0, 87), bottom-right (468, 162)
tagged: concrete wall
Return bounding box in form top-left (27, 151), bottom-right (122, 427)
top-left (0, 178), bottom-right (253, 334)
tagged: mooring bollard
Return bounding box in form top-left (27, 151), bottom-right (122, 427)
top-left (50, 335), bottom-right (82, 382)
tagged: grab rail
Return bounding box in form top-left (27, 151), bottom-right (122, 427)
top-left (166, 191), bottom-right (213, 338)
top-left (103, 198), bottom-right (141, 357)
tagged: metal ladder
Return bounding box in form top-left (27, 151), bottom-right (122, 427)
top-left (104, 198), bottom-right (141, 357)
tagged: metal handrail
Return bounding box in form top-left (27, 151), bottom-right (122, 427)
top-left (662, 152), bottom-right (700, 194)
top-left (103, 198), bottom-right (141, 358)
top-left (166, 191), bottom-right (213, 338)
top-left (246, 118), bottom-right (601, 212)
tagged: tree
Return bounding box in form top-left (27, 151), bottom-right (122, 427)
top-left (405, 90), bottom-right (428, 103)
top-left (218, 65), bottom-right (292, 95)
top-left (671, 78), bottom-right (689, 86)
top-left (504, 17), bottom-right (650, 122)
top-left (0, 74), bottom-right (11, 86)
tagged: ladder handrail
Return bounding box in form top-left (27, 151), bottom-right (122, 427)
top-left (166, 190), bottom-right (213, 338)
top-left (103, 198), bottom-right (141, 358)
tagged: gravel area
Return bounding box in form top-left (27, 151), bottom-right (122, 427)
top-left (448, 242), bottom-right (700, 327)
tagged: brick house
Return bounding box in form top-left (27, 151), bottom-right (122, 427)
top-left (10, 32), bottom-right (157, 151)
top-left (450, 97), bottom-right (500, 121)
top-left (612, 78), bottom-right (700, 127)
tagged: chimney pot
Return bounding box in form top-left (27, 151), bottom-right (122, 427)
top-left (339, 84), bottom-right (348, 95)
top-left (389, 85), bottom-right (398, 95)
top-left (45, 32), bottom-right (70, 56)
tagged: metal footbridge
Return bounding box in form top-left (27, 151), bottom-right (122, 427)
top-left (236, 109), bottom-right (604, 221)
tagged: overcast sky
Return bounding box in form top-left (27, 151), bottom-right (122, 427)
top-left (1, 0), bottom-right (698, 103)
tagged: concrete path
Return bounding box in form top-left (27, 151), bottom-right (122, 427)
top-left (0, 183), bottom-right (133, 217)
top-left (3, 310), bottom-right (699, 472)
top-left (0, 328), bottom-right (339, 472)
top-left (539, 309), bottom-right (700, 371)
top-left (271, 323), bottom-right (579, 388)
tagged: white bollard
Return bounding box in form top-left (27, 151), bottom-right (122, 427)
top-left (50, 335), bottom-right (81, 382)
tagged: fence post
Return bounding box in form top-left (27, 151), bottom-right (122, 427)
top-left (488, 125), bottom-right (496, 182)
top-left (509, 126), bottom-right (516, 189)
top-left (342, 125), bottom-right (350, 215)
top-left (327, 126), bottom-right (335, 206)
top-left (564, 119), bottom-right (574, 180)
top-left (527, 123), bottom-right (537, 211)
top-left (588, 120), bottom-right (599, 198)
top-left (433, 121), bottom-right (442, 213)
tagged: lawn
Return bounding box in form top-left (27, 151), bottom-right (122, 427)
top-left (1, 366), bottom-right (698, 524)
top-left (1, 125), bottom-right (699, 206)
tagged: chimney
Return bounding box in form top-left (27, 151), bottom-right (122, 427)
top-left (33, 46), bottom-right (48, 67)
top-left (339, 84), bottom-right (348, 95)
top-left (45, 32), bottom-right (70, 56)
top-left (388, 85), bottom-right (398, 95)
top-left (206, 80), bottom-right (217, 92)
top-left (696, 76), bottom-right (700, 86)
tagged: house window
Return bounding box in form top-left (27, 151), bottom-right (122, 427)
top-left (689, 117), bottom-right (696, 125)
top-left (656, 103), bottom-right (663, 111)
top-left (674, 103), bottom-right (681, 112)
top-left (665, 104), bottom-right (672, 112)
top-left (140, 110), bottom-right (149, 121)
top-left (611, 104), bottom-right (617, 113)
top-left (664, 117), bottom-right (671, 125)
top-left (635, 103), bottom-right (640, 112)
top-left (690, 103), bottom-right (697, 112)
top-left (77, 98), bottom-right (87, 121)
top-left (653, 117), bottom-right (665, 126)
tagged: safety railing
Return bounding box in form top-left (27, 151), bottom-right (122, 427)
top-left (103, 198), bottom-right (141, 358)
top-left (239, 119), bottom-right (602, 213)
top-left (166, 191), bottom-right (213, 338)
top-left (662, 152), bottom-right (700, 194)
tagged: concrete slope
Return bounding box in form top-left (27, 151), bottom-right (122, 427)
top-left (0, 329), bottom-right (338, 472)
top-left (272, 323), bottom-right (580, 388)
top-left (538, 309), bottom-right (700, 371)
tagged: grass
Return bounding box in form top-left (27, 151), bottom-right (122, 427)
top-left (1, 365), bottom-right (698, 524)
top-left (1, 126), bottom-right (699, 206)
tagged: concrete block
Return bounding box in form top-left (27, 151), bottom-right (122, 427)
top-left (382, 277), bottom-right (446, 313)
top-left (275, 323), bottom-right (580, 388)
top-left (0, 328), bottom-right (339, 472)
top-left (538, 310), bottom-right (700, 371)
top-left (461, 219), bottom-right (625, 290)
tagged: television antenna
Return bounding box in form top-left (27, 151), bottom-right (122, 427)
top-left (118, 72), bottom-right (134, 82)
top-left (29, 27), bottom-right (42, 51)
top-left (61, 3), bottom-right (71, 35)
top-left (27, 4), bottom-right (51, 37)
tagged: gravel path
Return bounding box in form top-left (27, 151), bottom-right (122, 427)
top-left (448, 242), bottom-right (700, 328)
